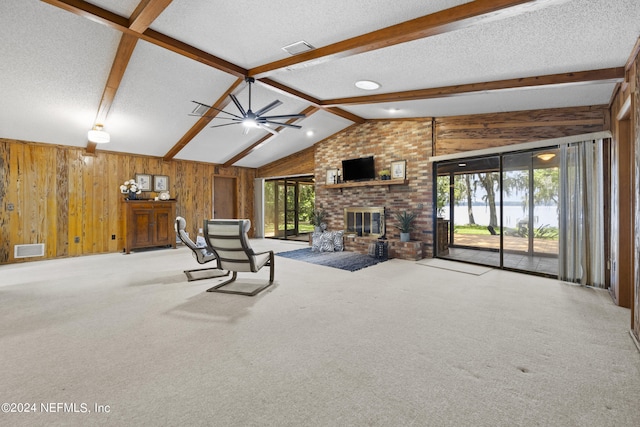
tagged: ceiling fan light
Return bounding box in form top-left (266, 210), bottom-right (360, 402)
top-left (88, 125), bottom-right (110, 143)
top-left (242, 118), bottom-right (258, 128)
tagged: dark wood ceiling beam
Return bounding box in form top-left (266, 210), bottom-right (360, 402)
top-left (258, 78), bottom-right (365, 124)
top-left (86, 0), bottom-right (172, 153)
top-left (320, 68), bottom-right (626, 106)
top-left (41, 0), bottom-right (246, 77)
top-left (249, 0), bottom-right (565, 78)
top-left (223, 106), bottom-right (320, 167)
top-left (163, 78), bottom-right (245, 161)
top-left (86, 33), bottom-right (139, 153)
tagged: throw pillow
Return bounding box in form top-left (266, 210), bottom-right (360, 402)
top-left (311, 231), bottom-right (323, 252)
top-left (333, 230), bottom-right (344, 251)
top-left (319, 231), bottom-right (335, 252)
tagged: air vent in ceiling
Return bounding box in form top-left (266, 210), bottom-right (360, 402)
top-left (191, 103), bottom-right (209, 116)
top-left (282, 40), bottom-right (315, 56)
top-left (14, 243), bottom-right (45, 258)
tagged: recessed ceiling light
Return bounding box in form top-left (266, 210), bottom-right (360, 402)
top-left (387, 108), bottom-right (400, 113)
top-left (306, 130), bottom-right (315, 137)
top-left (458, 163), bottom-right (467, 167)
top-left (355, 80), bottom-right (381, 90)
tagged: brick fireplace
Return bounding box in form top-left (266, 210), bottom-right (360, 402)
top-left (314, 120), bottom-right (434, 259)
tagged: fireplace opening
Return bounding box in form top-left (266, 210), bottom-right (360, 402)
top-left (344, 207), bottom-right (385, 237)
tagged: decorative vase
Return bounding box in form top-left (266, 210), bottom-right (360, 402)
top-left (400, 232), bottom-right (410, 242)
top-left (128, 190), bottom-right (137, 200)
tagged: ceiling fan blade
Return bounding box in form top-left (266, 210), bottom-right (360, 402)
top-left (210, 122), bottom-right (241, 128)
top-left (229, 94), bottom-right (247, 117)
top-left (258, 123), bottom-right (279, 135)
top-left (261, 113), bottom-right (307, 120)
top-left (263, 120), bottom-right (302, 129)
top-left (254, 100), bottom-right (282, 117)
top-left (191, 100), bottom-right (244, 119)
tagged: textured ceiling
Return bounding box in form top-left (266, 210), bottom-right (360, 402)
top-left (0, 0), bottom-right (639, 168)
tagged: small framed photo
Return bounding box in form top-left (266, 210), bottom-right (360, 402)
top-left (326, 169), bottom-right (338, 184)
top-left (135, 173), bottom-right (152, 191)
top-left (153, 175), bottom-right (169, 192)
top-left (391, 160), bottom-right (406, 180)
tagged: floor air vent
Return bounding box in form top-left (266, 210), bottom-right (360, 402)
top-left (14, 243), bottom-right (45, 258)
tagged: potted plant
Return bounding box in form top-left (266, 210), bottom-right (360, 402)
top-left (379, 169), bottom-right (391, 180)
top-left (394, 211), bottom-right (417, 242)
top-left (310, 210), bottom-right (328, 233)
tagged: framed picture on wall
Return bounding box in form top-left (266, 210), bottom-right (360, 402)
top-left (135, 173), bottom-right (152, 191)
top-left (326, 169), bottom-right (338, 184)
top-left (391, 160), bottom-right (406, 180)
top-left (153, 175), bottom-right (169, 192)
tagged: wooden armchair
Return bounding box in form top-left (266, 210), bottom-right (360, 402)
top-left (203, 219), bottom-right (274, 296)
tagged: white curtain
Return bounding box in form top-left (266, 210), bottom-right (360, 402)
top-left (253, 178), bottom-right (265, 238)
top-left (558, 139), bottom-right (605, 287)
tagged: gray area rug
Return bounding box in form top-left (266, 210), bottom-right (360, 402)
top-left (277, 247), bottom-right (385, 271)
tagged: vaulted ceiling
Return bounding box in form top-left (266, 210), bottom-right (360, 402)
top-left (1, 0), bottom-right (639, 168)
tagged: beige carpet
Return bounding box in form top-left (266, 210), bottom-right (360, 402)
top-left (1, 239), bottom-right (639, 426)
top-left (416, 258), bottom-right (493, 275)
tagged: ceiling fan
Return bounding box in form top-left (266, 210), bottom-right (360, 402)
top-left (191, 77), bottom-right (306, 135)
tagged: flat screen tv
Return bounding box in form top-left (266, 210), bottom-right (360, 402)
top-left (342, 156), bottom-right (375, 182)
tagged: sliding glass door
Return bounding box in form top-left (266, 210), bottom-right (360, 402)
top-left (501, 150), bottom-right (559, 275)
top-left (435, 150), bottom-right (560, 277)
top-left (437, 157), bottom-right (501, 267)
top-left (264, 176), bottom-right (315, 240)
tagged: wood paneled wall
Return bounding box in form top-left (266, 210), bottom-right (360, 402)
top-left (434, 105), bottom-right (609, 155)
top-left (256, 145), bottom-right (315, 178)
top-left (0, 139), bottom-right (255, 264)
top-left (632, 46), bottom-right (640, 342)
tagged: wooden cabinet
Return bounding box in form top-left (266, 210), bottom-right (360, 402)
top-left (123, 200), bottom-right (177, 254)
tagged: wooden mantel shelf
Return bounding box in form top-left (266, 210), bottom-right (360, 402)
top-left (325, 179), bottom-right (408, 189)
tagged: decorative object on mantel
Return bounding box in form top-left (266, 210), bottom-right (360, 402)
top-left (391, 160), bottom-right (406, 180)
top-left (120, 179), bottom-right (142, 200)
top-left (379, 169), bottom-right (391, 180)
top-left (326, 168), bottom-right (338, 184)
top-left (158, 191), bottom-right (171, 200)
top-left (394, 211), bottom-right (417, 242)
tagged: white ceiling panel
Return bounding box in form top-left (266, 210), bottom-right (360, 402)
top-left (271, 0), bottom-right (640, 100)
top-left (105, 40), bottom-right (238, 157)
top-left (1, 0), bottom-right (638, 168)
top-left (90, 0), bottom-right (140, 17)
top-left (150, 0), bottom-right (472, 68)
top-left (235, 110), bottom-right (353, 168)
top-left (344, 81), bottom-right (618, 119)
top-left (0, 0), bottom-right (121, 146)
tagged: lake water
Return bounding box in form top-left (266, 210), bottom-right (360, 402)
top-left (441, 205), bottom-right (559, 228)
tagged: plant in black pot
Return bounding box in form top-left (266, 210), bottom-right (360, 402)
top-left (394, 211), bottom-right (417, 242)
top-left (310, 210), bottom-right (328, 233)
